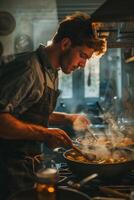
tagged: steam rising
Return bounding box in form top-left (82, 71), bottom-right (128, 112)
top-left (73, 112), bottom-right (134, 162)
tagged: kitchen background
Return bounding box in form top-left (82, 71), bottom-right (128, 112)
top-left (0, 0), bottom-right (134, 127)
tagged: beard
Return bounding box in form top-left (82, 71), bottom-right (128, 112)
top-left (59, 48), bottom-right (73, 74)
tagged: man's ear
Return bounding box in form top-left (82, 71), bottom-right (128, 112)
top-left (61, 38), bottom-right (72, 50)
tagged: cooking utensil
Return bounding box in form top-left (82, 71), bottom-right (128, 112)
top-left (72, 144), bottom-right (96, 161)
top-left (0, 11), bottom-right (16, 36)
top-left (91, 197), bottom-right (126, 200)
top-left (99, 186), bottom-right (130, 199)
top-left (68, 173), bottom-right (98, 189)
top-left (85, 126), bottom-right (98, 141)
top-left (63, 148), bottom-right (134, 180)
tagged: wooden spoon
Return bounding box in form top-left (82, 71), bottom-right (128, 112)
top-left (72, 144), bottom-right (96, 161)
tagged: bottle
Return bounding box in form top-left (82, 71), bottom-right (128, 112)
top-left (35, 168), bottom-right (58, 200)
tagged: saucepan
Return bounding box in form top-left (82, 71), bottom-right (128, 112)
top-left (8, 186), bottom-right (90, 200)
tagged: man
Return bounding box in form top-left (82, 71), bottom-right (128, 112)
top-left (0, 12), bottom-right (106, 199)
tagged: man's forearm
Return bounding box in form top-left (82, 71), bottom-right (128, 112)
top-left (0, 113), bottom-right (47, 141)
top-left (49, 112), bottom-right (71, 126)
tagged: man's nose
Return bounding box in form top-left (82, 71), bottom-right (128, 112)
top-left (79, 65), bottom-right (84, 69)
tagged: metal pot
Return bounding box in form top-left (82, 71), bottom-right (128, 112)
top-left (0, 11), bottom-right (16, 36)
top-left (63, 148), bottom-right (134, 180)
top-left (8, 186), bottom-right (90, 200)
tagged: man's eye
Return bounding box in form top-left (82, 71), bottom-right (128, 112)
top-left (79, 51), bottom-right (88, 59)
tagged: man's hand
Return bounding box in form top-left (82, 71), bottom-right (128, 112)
top-left (65, 113), bottom-right (91, 131)
top-left (0, 113), bottom-right (73, 149)
top-left (44, 128), bottom-right (73, 149)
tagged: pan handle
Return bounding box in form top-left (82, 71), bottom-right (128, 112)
top-left (68, 173), bottom-right (98, 190)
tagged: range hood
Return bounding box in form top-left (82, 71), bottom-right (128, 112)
top-left (91, 0), bottom-right (134, 48)
top-left (91, 0), bottom-right (134, 22)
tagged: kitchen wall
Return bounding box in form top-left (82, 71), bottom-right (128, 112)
top-left (100, 47), bottom-right (134, 122)
top-left (99, 48), bottom-right (122, 112)
top-left (0, 0), bottom-right (58, 56)
top-left (121, 50), bottom-right (134, 119)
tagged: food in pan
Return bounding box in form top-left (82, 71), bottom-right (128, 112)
top-left (66, 149), bottom-right (133, 164)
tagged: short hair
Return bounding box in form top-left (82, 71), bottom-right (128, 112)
top-left (53, 12), bottom-right (106, 55)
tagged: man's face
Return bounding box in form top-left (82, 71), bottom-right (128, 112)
top-left (59, 45), bottom-right (94, 74)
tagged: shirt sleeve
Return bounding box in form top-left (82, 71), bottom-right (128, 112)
top-left (0, 65), bottom-right (35, 113)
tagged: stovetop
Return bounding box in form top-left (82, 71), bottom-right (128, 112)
top-left (55, 162), bottom-right (134, 200)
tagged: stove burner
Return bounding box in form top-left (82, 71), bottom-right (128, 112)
top-left (56, 162), bottom-right (134, 199)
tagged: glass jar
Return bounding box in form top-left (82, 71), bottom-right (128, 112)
top-left (35, 168), bottom-right (58, 200)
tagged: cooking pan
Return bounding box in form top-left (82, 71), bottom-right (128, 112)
top-left (8, 186), bottom-right (90, 200)
top-left (0, 11), bottom-right (16, 36)
top-left (63, 148), bottom-right (134, 180)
